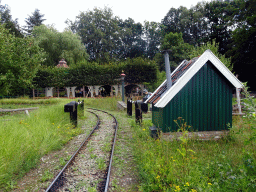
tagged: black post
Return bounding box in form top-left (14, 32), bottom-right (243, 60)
top-left (135, 101), bottom-right (142, 124)
top-left (81, 100), bottom-right (84, 108)
top-left (64, 101), bottom-right (78, 127)
top-left (70, 101), bottom-right (78, 127)
top-left (141, 102), bottom-right (148, 113)
top-left (127, 98), bottom-right (132, 116)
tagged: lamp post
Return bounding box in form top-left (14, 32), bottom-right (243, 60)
top-left (120, 70), bottom-right (126, 102)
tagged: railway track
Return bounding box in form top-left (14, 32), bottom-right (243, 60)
top-left (46, 108), bottom-right (118, 192)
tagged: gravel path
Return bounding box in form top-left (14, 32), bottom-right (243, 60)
top-left (57, 109), bottom-right (116, 191)
top-left (10, 111), bottom-right (97, 192)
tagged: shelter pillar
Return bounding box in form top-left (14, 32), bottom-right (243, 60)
top-left (88, 86), bottom-right (94, 97)
top-left (71, 87), bottom-right (76, 98)
top-left (138, 84), bottom-right (145, 96)
top-left (66, 87), bottom-right (70, 98)
top-left (113, 85), bottom-right (118, 96)
top-left (94, 85), bottom-right (101, 96)
top-left (45, 87), bottom-right (54, 97)
top-left (66, 87), bottom-right (76, 98)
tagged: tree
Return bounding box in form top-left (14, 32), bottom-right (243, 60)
top-left (162, 6), bottom-right (196, 44)
top-left (228, 0), bottom-right (256, 90)
top-left (143, 21), bottom-right (161, 59)
top-left (0, 2), bottom-right (23, 37)
top-left (203, 1), bottom-right (235, 54)
top-left (118, 18), bottom-right (145, 59)
top-left (189, 40), bottom-right (232, 71)
top-left (68, 7), bottom-right (122, 62)
top-left (0, 24), bottom-right (45, 96)
top-left (158, 32), bottom-right (192, 71)
top-left (32, 25), bottom-right (89, 66)
top-left (24, 9), bottom-right (46, 35)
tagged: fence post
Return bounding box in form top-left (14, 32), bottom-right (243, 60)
top-left (127, 98), bottom-right (132, 116)
top-left (64, 101), bottom-right (78, 127)
top-left (135, 101), bottom-right (142, 124)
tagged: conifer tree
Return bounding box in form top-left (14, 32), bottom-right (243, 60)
top-left (25, 8), bottom-right (46, 35)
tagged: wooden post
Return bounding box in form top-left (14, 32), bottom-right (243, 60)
top-left (83, 85), bottom-right (85, 98)
top-left (236, 75), bottom-right (242, 114)
top-left (32, 89), bottom-right (35, 100)
top-left (236, 88), bottom-right (242, 114)
top-left (57, 87), bottom-right (60, 98)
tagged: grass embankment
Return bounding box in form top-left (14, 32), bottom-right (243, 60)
top-left (0, 98), bottom-right (60, 105)
top-left (0, 98), bottom-right (83, 190)
top-left (84, 96), bottom-right (120, 111)
top-left (131, 116), bottom-right (256, 191)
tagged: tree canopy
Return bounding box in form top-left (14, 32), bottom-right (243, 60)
top-left (32, 25), bottom-right (89, 67)
top-left (24, 8), bottom-right (46, 35)
top-left (0, 2), bottom-right (23, 37)
top-left (32, 58), bottom-right (158, 88)
top-left (1, 0), bottom-right (256, 96)
top-left (68, 7), bottom-right (150, 62)
top-left (0, 24), bottom-right (45, 95)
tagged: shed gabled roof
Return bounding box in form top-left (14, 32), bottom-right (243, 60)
top-left (145, 49), bottom-right (243, 108)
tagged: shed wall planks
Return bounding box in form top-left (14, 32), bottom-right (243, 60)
top-left (153, 61), bottom-right (233, 132)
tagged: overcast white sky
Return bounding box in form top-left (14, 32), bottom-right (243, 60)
top-left (2, 0), bottom-right (211, 32)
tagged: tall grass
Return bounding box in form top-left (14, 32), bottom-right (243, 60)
top-left (131, 117), bottom-right (256, 191)
top-left (0, 101), bottom-right (82, 189)
top-left (0, 96), bottom-right (122, 190)
top-left (0, 98), bottom-right (61, 105)
top-left (84, 96), bottom-right (120, 111)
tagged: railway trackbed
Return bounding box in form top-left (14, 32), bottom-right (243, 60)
top-left (46, 108), bottom-right (118, 192)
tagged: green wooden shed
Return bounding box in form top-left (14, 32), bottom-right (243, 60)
top-left (145, 50), bottom-right (243, 132)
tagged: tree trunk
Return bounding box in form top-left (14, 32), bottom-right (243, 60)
top-left (57, 87), bottom-right (59, 98)
top-left (33, 89), bottom-right (35, 100)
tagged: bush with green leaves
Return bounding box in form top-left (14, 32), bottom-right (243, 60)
top-left (32, 57), bottom-right (158, 89)
top-left (0, 24), bottom-right (45, 96)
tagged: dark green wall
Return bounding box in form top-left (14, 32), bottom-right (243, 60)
top-left (152, 61), bottom-right (233, 132)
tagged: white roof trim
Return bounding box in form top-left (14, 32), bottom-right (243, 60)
top-left (144, 60), bottom-right (187, 104)
top-left (155, 49), bottom-right (243, 108)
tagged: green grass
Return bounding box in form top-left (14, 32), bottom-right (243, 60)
top-left (131, 116), bottom-right (256, 192)
top-left (96, 157), bottom-right (106, 170)
top-left (0, 98), bottom-right (83, 190)
top-left (0, 98), bottom-right (61, 105)
top-left (4, 96), bottom-right (255, 191)
top-left (40, 170), bottom-right (53, 182)
top-left (84, 96), bottom-right (121, 111)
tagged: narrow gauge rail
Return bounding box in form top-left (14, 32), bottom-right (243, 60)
top-left (46, 108), bottom-right (118, 192)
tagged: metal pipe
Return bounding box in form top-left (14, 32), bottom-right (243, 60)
top-left (164, 51), bottom-right (172, 89)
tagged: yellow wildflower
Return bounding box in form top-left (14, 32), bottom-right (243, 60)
top-left (143, 129), bottom-right (145, 131)
top-left (175, 185), bottom-right (181, 191)
top-left (184, 182), bottom-right (189, 186)
top-left (190, 189), bottom-right (197, 192)
top-left (52, 123), bottom-right (54, 125)
top-left (156, 175), bottom-right (160, 179)
top-left (208, 183), bottom-right (212, 185)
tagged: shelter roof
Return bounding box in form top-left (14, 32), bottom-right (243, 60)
top-left (56, 59), bottom-right (69, 68)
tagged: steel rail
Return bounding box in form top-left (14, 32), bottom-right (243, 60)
top-left (45, 110), bottom-right (100, 192)
top-left (87, 108), bottom-right (118, 192)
